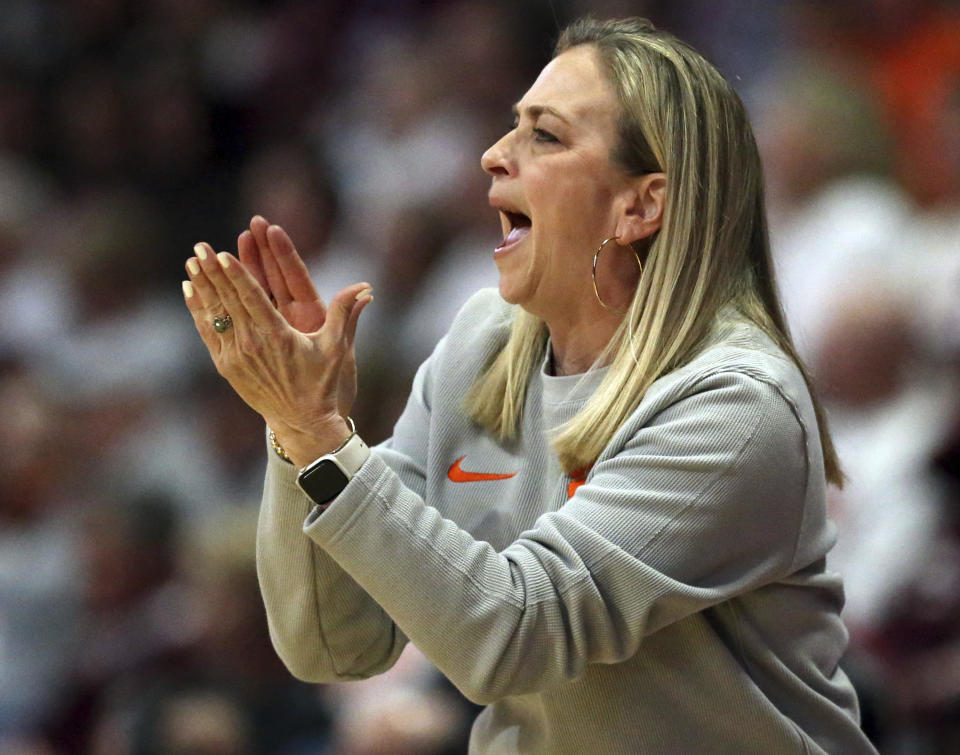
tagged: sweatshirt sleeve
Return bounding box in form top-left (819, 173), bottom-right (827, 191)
top-left (301, 370), bottom-right (819, 704)
top-left (255, 341), bottom-right (439, 683)
top-left (256, 452), bottom-right (407, 682)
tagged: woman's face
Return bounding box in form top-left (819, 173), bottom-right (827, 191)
top-left (481, 45), bottom-right (633, 322)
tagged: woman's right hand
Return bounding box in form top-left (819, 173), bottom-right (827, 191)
top-left (237, 216), bottom-right (367, 420)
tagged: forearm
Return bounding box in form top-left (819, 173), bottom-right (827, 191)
top-left (301, 374), bottom-right (812, 704)
top-left (256, 449), bottom-right (406, 682)
top-left (303, 454), bottom-right (650, 704)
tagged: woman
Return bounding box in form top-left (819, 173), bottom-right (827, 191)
top-left (183, 17), bottom-right (876, 754)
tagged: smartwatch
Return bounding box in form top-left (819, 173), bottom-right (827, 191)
top-left (296, 431), bottom-right (370, 508)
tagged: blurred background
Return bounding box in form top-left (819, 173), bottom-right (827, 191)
top-left (0, 0), bottom-right (958, 752)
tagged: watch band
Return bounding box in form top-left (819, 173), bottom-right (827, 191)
top-left (311, 430), bottom-right (370, 479)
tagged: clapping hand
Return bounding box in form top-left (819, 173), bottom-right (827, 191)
top-left (182, 216), bottom-right (373, 466)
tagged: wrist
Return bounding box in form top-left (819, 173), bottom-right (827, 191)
top-left (268, 415), bottom-right (353, 468)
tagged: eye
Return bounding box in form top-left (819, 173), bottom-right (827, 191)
top-left (533, 128), bottom-right (559, 143)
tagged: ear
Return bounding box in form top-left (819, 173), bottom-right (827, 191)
top-left (615, 172), bottom-right (666, 245)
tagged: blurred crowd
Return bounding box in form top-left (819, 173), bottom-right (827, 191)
top-left (0, 0), bottom-right (958, 753)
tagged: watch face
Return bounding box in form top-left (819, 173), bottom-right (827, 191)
top-left (297, 459), bottom-right (350, 505)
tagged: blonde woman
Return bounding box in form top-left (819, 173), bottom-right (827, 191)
top-left (183, 17), bottom-right (876, 754)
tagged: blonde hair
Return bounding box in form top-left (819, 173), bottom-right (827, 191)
top-left (465, 17), bottom-right (843, 486)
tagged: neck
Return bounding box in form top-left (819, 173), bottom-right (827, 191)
top-left (547, 308), bottom-right (622, 376)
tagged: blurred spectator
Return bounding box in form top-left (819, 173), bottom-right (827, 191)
top-left (795, 0), bottom-right (960, 207)
top-left (322, 645), bottom-right (475, 755)
top-left (314, 28), bottom-right (482, 251)
top-left (0, 357), bottom-right (83, 740)
top-left (21, 188), bottom-right (198, 401)
top-left (239, 142), bottom-right (339, 260)
top-left (64, 509), bottom-right (334, 754)
top-left (754, 56), bottom-right (906, 357)
top-left (755, 22), bottom-right (960, 751)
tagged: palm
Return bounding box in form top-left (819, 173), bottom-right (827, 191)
top-left (278, 297), bottom-right (325, 334)
top-left (239, 218), bottom-right (362, 416)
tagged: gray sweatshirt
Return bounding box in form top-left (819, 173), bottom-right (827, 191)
top-left (257, 288), bottom-right (877, 754)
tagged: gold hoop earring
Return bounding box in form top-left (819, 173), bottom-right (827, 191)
top-left (592, 236), bottom-right (643, 312)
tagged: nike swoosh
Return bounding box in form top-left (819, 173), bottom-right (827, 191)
top-left (448, 456), bottom-right (518, 483)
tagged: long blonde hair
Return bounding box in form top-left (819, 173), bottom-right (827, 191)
top-left (465, 17), bottom-right (843, 486)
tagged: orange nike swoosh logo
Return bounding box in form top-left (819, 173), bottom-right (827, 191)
top-left (448, 456), bottom-right (518, 483)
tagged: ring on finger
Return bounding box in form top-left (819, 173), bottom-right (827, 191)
top-left (212, 314), bottom-right (233, 333)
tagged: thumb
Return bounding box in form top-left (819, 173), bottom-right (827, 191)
top-left (323, 282), bottom-right (373, 343)
top-left (344, 288), bottom-right (374, 349)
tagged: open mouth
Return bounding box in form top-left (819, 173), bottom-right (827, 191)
top-left (496, 211), bottom-right (532, 251)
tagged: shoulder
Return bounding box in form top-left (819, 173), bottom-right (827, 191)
top-left (570, 317), bottom-right (833, 578)
top-left (607, 317), bottom-right (822, 492)
top-left (643, 317), bottom-right (815, 435)
top-left (591, 319), bottom-right (829, 570)
top-left (411, 288), bottom-right (514, 402)
top-left (433, 287), bottom-right (515, 368)
top-left (448, 287), bottom-right (513, 338)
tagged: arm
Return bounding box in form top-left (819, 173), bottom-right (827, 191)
top-left (184, 218), bottom-right (395, 681)
top-left (256, 451), bottom-right (408, 682)
top-left (302, 370), bottom-right (817, 704)
top-left (256, 346), bottom-right (437, 682)
top-left (187, 219), bottom-right (483, 683)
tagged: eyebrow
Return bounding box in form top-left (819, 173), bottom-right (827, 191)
top-left (511, 103), bottom-right (571, 124)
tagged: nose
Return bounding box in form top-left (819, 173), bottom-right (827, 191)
top-left (481, 131), bottom-right (512, 177)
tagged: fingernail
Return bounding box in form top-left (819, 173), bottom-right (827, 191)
top-left (186, 258), bottom-right (199, 275)
top-left (355, 288), bottom-right (373, 301)
top-left (253, 214), bottom-right (266, 224)
top-left (182, 281), bottom-right (194, 298)
top-left (194, 243), bottom-right (208, 260)
top-left (217, 252), bottom-right (231, 268)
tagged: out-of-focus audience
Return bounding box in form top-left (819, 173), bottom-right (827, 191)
top-left (755, 4), bottom-right (960, 751)
top-left (0, 1), bottom-right (957, 752)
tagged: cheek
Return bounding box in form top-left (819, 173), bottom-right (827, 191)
top-left (531, 226), bottom-right (592, 298)
top-left (525, 158), bottom-right (619, 285)
top-left (535, 185), bottom-right (610, 266)
top-left (539, 166), bottom-right (613, 228)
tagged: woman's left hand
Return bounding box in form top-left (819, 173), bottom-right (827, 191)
top-left (182, 241), bottom-right (373, 466)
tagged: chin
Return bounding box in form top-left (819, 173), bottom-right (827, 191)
top-left (495, 252), bottom-right (534, 305)
top-left (498, 278), bottom-right (551, 320)
top-left (497, 276), bottom-right (523, 305)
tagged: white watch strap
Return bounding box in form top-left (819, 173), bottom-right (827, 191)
top-left (328, 432), bottom-right (370, 479)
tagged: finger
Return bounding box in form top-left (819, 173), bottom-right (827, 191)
top-left (324, 282), bottom-right (373, 342)
top-left (185, 256), bottom-right (221, 311)
top-left (251, 215), bottom-right (292, 307)
top-left (266, 224), bottom-right (323, 304)
top-left (238, 230), bottom-right (269, 292)
top-left (195, 243), bottom-right (250, 327)
top-left (250, 214), bottom-right (270, 241)
top-left (181, 279), bottom-right (224, 356)
top-left (216, 251), bottom-right (287, 331)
